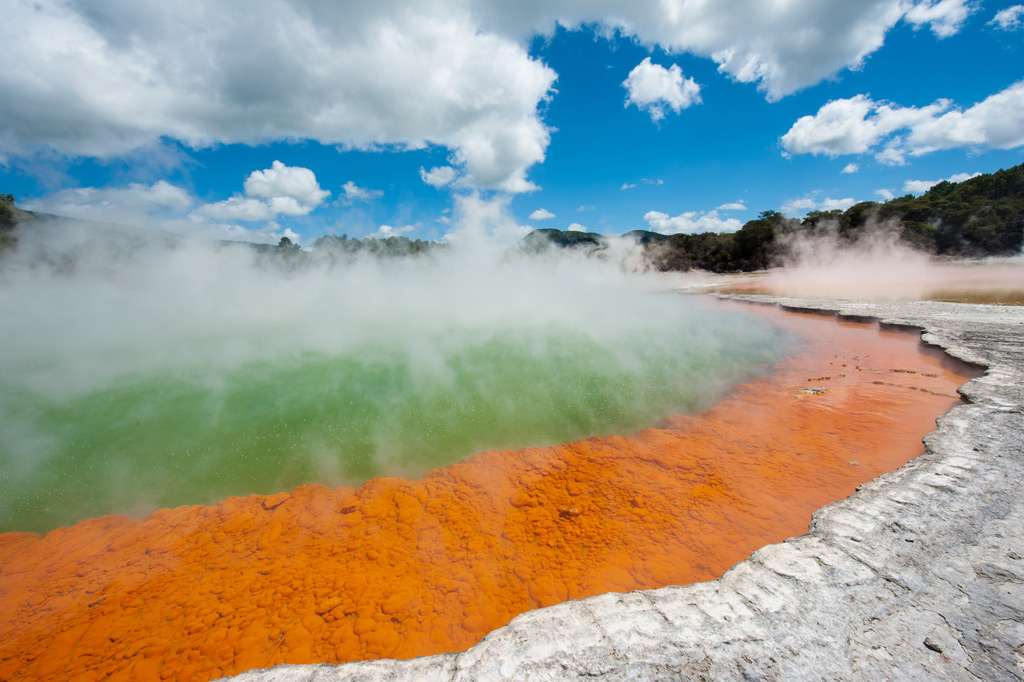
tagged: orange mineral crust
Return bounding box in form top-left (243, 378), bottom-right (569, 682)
top-left (0, 305), bottom-right (978, 682)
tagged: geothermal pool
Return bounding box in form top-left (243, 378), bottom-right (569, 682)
top-left (0, 229), bottom-right (981, 681)
top-left (0, 300), bottom-right (977, 682)
top-left (0, 251), bottom-right (789, 533)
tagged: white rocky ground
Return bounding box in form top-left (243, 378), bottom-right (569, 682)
top-left (222, 297), bottom-right (1024, 682)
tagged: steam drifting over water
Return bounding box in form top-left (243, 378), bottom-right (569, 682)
top-left (0, 221), bottom-right (791, 533)
top-left (756, 223), bottom-right (1024, 302)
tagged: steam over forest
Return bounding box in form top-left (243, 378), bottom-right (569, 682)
top-left (529, 162), bottom-right (1024, 272)
top-left (2, 161), bottom-right (1023, 273)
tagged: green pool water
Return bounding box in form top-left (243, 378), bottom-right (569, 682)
top-left (0, 233), bottom-right (796, 533)
top-left (0, 306), bottom-right (790, 534)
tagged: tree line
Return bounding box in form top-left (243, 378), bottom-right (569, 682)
top-left (531, 162), bottom-right (1024, 273)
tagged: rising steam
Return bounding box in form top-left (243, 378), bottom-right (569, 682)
top-left (0, 215), bottom-right (791, 532)
top-left (741, 220), bottom-right (1024, 302)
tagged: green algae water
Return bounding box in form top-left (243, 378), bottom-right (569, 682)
top-left (0, 228), bottom-right (792, 533)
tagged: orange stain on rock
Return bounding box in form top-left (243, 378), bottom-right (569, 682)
top-left (0, 304), bottom-right (979, 682)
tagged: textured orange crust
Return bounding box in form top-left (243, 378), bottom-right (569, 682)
top-left (0, 305), bottom-right (975, 682)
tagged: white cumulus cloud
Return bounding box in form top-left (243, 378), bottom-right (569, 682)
top-left (842, 163), bottom-right (860, 174)
top-left (643, 209), bottom-right (741, 235)
top-left (902, 171), bottom-right (981, 194)
top-left (781, 195), bottom-right (857, 215)
top-left (781, 80), bottom-right (1024, 164)
top-left (374, 224), bottom-right (417, 237)
top-left (623, 58), bottom-right (701, 122)
top-left (194, 161), bottom-right (329, 222)
top-left (23, 181), bottom-right (193, 225)
top-left (0, 0), bottom-right (977, 188)
top-left (529, 208), bottom-right (555, 220)
top-left (990, 5), bottom-right (1024, 30)
top-left (340, 181), bottom-right (383, 204)
top-left (21, 180), bottom-right (295, 244)
top-left (716, 201), bottom-right (747, 211)
top-left (0, 2), bottom-right (555, 193)
top-left (419, 166), bottom-right (458, 188)
top-left (490, 0), bottom-right (971, 100)
top-left (194, 197), bottom-right (277, 222)
top-left (566, 222), bottom-right (587, 232)
top-left (245, 161), bottom-right (331, 207)
top-left (903, 0), bottom-right (975, 37)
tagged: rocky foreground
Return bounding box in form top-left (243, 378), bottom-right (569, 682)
top-left (223, 297), bottom-right (1024, 682)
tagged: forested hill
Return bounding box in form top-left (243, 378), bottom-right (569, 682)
top-left (0, 193), bottom-right (26, 249)
top-left (529, 162), bottom-right (1024, 273)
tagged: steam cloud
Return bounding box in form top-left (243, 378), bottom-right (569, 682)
top-left (756, 221), bottom-right (1024, 301)
top-left (0, 217), bottom-right (790, 532)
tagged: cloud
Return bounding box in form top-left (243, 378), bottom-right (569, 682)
top-left (246, 161), bottom-right (331, 207)
top-left (820, 197), bottom-right (858, 211)
top-left (21, 180), bottom-right (294, 244)
top-left (902, 82), bottom-right (1024, 157)
top-left (23, 181), bottom-right (193, 225)
top-left (0, 3), bottom-right (555, 193)
top-left (621, 178), bottom-right (662, 190)
top-left (597, 0), bottom-right (971, 100)
top-left (875, 188), bottom-right (896, 200)
top-left (841, 163), bottom-right (860, 174)
top-left (781, 195), bottom-right (857, 215)
top-left (194, 161), bottom-right (329, 221)
top-left (517, 0), bottom-right (971, 100)
top-left (419, 166), bottom-right (457, 188)
top-left (781, 81), bottom-right (1024, 163)
top-left (193, 196), bottom-right (277, 222)
top-left (340, 180), bottom-right (383, 204)
top-left (903, 0), bottom-right (975, 37)
top-left (566, 222), bottom-right (587, 232)
top-left (445, 192), bottom-right (531, 247)
top-left (902, 179), bottom-right (938, 195)
top-left (902, 171), bottom-right (981, 194)
top-left (577, 205), bottom-right (595, 212)
top-left (623, 58), bottom-right (701, 122)
top-left (716, 201), bottom-right (747, 211)
top-left (780, 94), bottom-right (949, 158)
top-left (990, 5), bottom-right (1024, 30)
top-left (0, 0), bottom-right (977, 189)
top-left (782, 198), bottom-right (819, 213)
top-left (643, 209), bottom-right (741, 234)
top-left (529, 208), bottom-right (555, 220)
top-left (374, 224), bottom-right (417, 237)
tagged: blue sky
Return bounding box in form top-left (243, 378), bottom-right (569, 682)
top-left (1, 1), bottom-right (1022, 244)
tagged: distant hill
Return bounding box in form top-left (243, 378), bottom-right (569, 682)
top-left (622, 230), bottom-right (668, 245)
top-left (521, 228), bottom-right (606, 251)
top-left (0, 193), bottom-right (31, 249)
